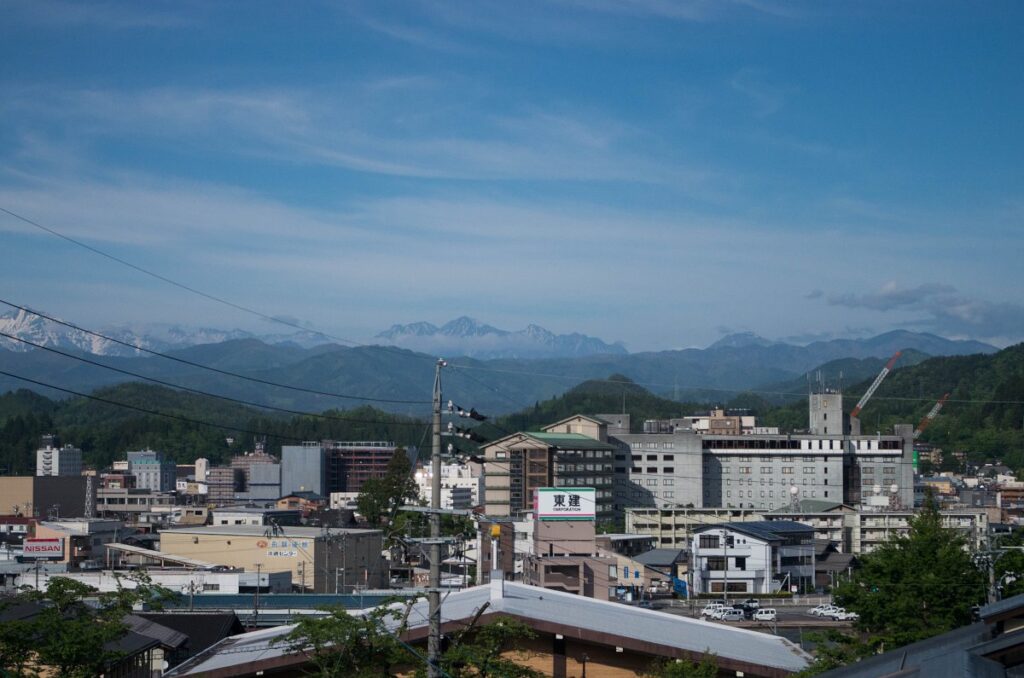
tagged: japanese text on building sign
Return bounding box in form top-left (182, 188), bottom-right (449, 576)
top-left (537, 487), bottom-right (595, 520)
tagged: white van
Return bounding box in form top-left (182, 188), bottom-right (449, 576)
top-left (754, 608), bottom-right (777, 622)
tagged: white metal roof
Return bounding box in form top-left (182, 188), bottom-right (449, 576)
top-left (105, 543), bottom-right (224, 569)
top-left (166, 582), bottom-right (810, 676)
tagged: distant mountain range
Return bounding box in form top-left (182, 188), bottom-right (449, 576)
top-left (0, 311), bottom-right (1001, 415)
top-left (375, 316), bottom-right (627, 359)
top-left (0, 309), bottom-right (333, 356)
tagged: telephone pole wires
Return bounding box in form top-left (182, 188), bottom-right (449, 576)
top-left (428, 358), bottom-right (446, 678)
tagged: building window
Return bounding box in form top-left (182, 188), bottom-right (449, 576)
top-left (781, 467), bottom-right (794, 474)
top-left (699, 535), bottom-right (720, 548)
top-left (663, 479), bottom-right (674, 486)
top-left (760, 467), bottom-right (773, 474)
top-left (663, 467), bottom-right (674, 474)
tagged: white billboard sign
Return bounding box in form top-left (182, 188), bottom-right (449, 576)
top-left (23, 538), bottom-right (64, 560)
top-left (536, 487), bottom-right (596, 521)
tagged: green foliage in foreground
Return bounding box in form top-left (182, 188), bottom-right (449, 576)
top-left (277, 605), bottom-right (542, 678)
top-left (642, 653), bottom-right (718, 677)
top-left (798, 494), bottom-right (987, 674)
top-left (832, 496), bottom-right (986, 648)
top-left (0, 574), bottom-right (175, 678)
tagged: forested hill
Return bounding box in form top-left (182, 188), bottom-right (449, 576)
top-left (759, 343), bottom-right (1024, 469)
top-left (3, 343), bottom-right (1022, 476)
top-left (0, 384), bottom-right (427, 475)
top-left (484, 374), bottom-right (700, 436)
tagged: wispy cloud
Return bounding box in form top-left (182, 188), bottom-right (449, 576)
top-left (825, 282), bottom-right (1024, 343)
top-left (2, 85), bottom-right (717, 187)
top-left (730, 68), bottom-right (793, 117)
top-left (8, 0), bottom-right (196, 29)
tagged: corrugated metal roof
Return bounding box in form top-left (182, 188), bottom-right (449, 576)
top-left (159, 525), bottom-right (379, 538)
top-left (166, 582), bottom-right (811, 676)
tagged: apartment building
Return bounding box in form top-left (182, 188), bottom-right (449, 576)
top-left (35, 435), bottom-right (83, 477)
top-left (280, 441), bottom-right (409, 497)
top-left (482, 415), bottom-right (616, 521)
top-left (629, 503), bottom-right (989, 555)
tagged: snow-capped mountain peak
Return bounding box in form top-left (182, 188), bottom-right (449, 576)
top-left (373, 318), bottom-right (626, 359)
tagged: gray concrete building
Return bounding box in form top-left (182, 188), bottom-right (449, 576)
top-left (127, 449), bottom-right (176, 492)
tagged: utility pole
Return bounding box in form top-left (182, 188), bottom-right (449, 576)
top-left (253, 563), bottom-right (262, 629)
top-left (428, 358), bottom-right (446, 678)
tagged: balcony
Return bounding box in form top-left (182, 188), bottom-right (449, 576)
top-left (540, 571), bottom-right (582, 591)
top-left (700, 568), bottom-right (765, 581)
top-left (696, 545), bottom-right (753, 557)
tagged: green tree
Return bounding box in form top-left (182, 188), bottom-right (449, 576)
top-left (832, 494), bottom-right (986, 649)
top-left (430, 615), bottom-right (544, 678)
top-left (274, 604), bottom-right (409, 677)
top-left (0, 573), bottom-right (174, 677)
top-left (793, 631), bottom-right (875, 677)
top-left (642, 653), bottom-right (718, 677)
top-left (357, 449), bottom-right (421, 545)
top-left (991, 528), bottom-right (1024, 598)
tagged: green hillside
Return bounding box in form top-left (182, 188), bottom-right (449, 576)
top-left (0, 383), bottom-right (428, 474)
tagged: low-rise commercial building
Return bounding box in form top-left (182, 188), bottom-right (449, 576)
top-left (31, 567), bottom-right (292, 595)
top-left (96, 487), bottom-right (177, 520)
top-left (159, 525), bottom-right (386, 593)
top-left (33, 518), bottom-right (125, 567)
top-left (0, 475), bottom-right (96, 519)
top-left (210, 506), bottom-right (301, 527)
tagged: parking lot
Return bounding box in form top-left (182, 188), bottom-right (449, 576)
top-left (638, 600), bottom-right (856, 629)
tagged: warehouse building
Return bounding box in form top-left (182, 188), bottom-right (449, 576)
top-left (158, 525), bottom-right (386, 593)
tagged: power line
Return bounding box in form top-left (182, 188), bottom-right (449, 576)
top-left (0, 299), bottom-right (431, 405)
top-left (447, 363), bottom-right (1024, 406)
top-left (4, 207), bottom-right (1018, 408)
top-left (0, 369), bottom-right (306, 442)
top-left (0, 331), bottom-right (428, 429)
top-left (0, 207), bottom-right (369, 347)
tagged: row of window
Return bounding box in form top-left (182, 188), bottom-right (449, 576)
top-left (725, 478), bottom-right (828, 487)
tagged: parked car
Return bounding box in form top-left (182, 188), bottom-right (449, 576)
top-left (742, 598), bottom-right (761, 610)
top-left (825, 607), bottom-right (848, 620)
top-left (700, 603), bottom-right (726, 618)
top-left (733, 603), bottom-right (756, 620)
top-left (832, 610), bottom-right (859, 621)
top-left (720, 608), bottom-right (745, 622)
top-left (810, 604), bottom-right (837, 617)
top-left (754, 608), bottom-right (777, 622)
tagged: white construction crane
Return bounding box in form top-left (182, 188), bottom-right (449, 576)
top-left (914, 392), bottom-right (951, 439)
top-left (850, 350), bottom-right (902, 419)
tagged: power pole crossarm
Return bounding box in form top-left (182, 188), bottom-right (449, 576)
top-left (428, 359), bottom-right (446, 678)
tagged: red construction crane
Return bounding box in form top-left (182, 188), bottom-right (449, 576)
top-left (850, 350), bottom-right (902, 418)
top-left (914, 393), bottom-right (951, 439)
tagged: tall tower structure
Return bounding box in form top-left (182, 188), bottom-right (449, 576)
top-left (808, 374), bottom-right (843, 435)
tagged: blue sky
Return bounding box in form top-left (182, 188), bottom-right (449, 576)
top-left (2, 0), bottom-right (1022, 351)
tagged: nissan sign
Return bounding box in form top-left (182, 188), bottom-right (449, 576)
top-left (23, 538), bottom-right (64, 560)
